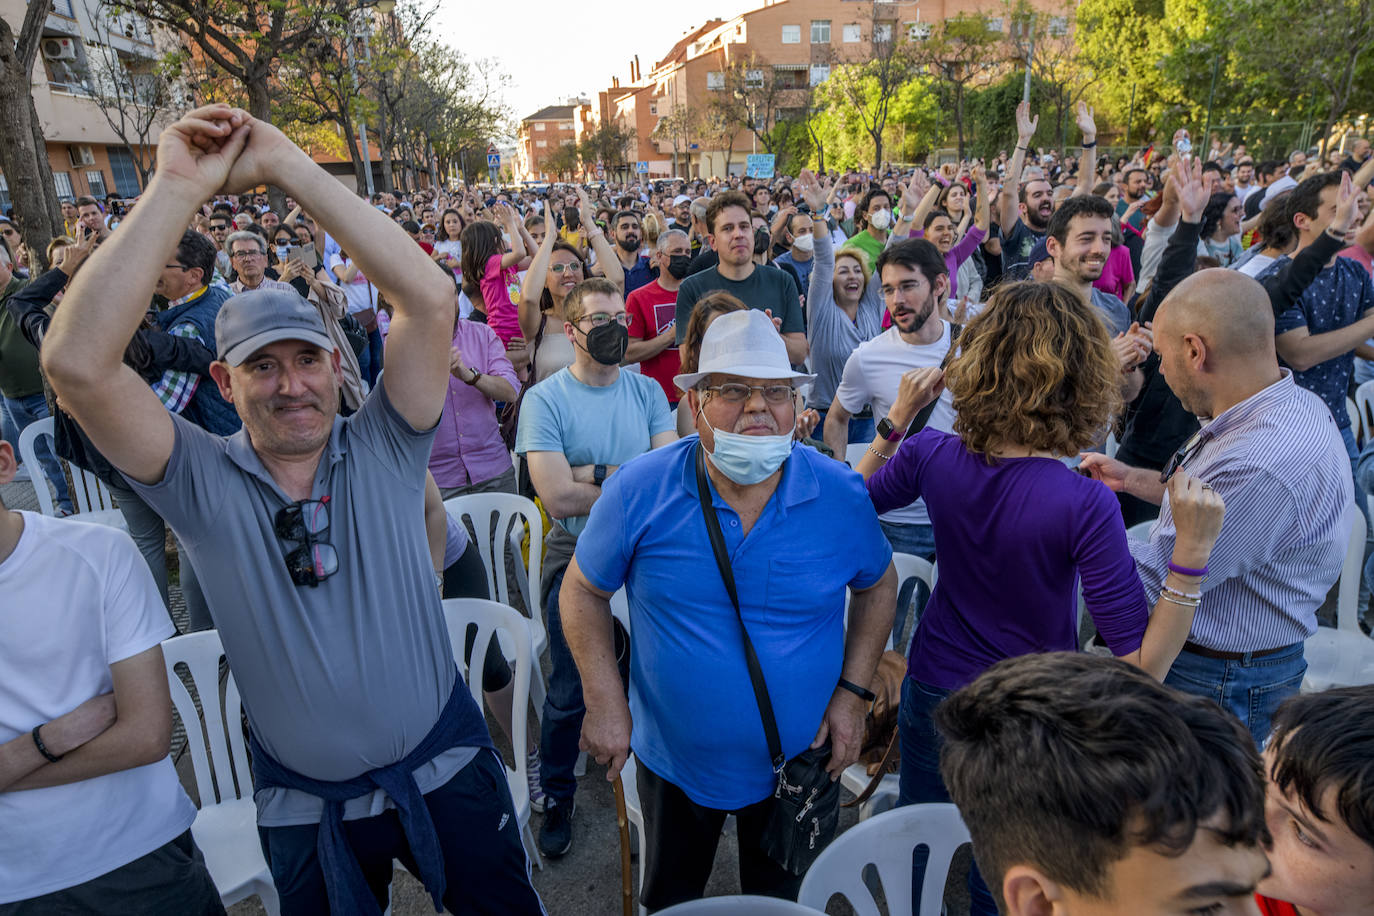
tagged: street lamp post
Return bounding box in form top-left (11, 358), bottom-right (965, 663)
top-left (347, 10), bottom-right (375, 198)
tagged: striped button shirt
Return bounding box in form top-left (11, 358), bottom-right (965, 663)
top-left (1129, 371), bottom-right (1353, 651)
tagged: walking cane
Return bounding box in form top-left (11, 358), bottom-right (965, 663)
top-left (612, 771), bottom-right (633, 916)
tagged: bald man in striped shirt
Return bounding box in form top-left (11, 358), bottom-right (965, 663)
top-left (1081, 269), bottom-right (1353, 745)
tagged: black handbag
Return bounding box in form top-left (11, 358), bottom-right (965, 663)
top-left (694, 445), bottom-right (840, 875)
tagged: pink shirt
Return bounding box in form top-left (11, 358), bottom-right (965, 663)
top-left (427, 319), bottom-right (520, 488)
top-left (1093, 244), bottom-right (1135, 301)
top-left (1340, 245), bottom-right (1373, 275)
top-left (479, 253), bottom-right (522, 345)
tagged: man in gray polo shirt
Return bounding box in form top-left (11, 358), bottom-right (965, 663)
top-left (41, 105), bottom-right (544, 915)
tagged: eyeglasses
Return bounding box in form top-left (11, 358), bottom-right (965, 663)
top-left (163, 263), bottom-right (188, 271)
top-left (274, 497), bottom-right (338, 587)
top-left (705, 383), bottom-right (796, 404)
top-left (1160, 430), bottom-right (1207, 484)
top-left (231, 249), bottom-right (265, 260)
top-left (880, 280), bottom-right (926, 299)
top-left (550, 262), bottom-right (584, 274)
top-left (577, 311), bottom-right (630, 328)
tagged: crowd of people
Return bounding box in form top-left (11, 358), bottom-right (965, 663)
top-left (1, 98), bottom-right (1373, 916)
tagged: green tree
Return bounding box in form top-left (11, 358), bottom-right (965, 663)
top-left (0, 0), bottom-right (61, 270)
top-left (823, 3), bottom-right (922, 172)
top-left (915, 12), bottom-right (1005, 158)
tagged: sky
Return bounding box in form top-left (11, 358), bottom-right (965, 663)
top-left (432, 0), bottom-right (762, 129)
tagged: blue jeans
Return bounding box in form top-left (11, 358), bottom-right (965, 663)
top-left (540, 560), bottom-right (583, 806)
top-left (1163, 642), bottom-right (1306, 747)
top-left (1339, 424), bottom-right (1371, 622)
top-left (897, 677), bottom-right (999, 916)
top-left (2, 393), bottom-right (72, 514)
top-left (365, 329), bottom-right (384, 387)
top-left (880, 520), bottom-right (936, 651)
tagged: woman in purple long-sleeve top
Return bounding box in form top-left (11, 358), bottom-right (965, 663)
top-left (855, 278), bottom-right (1227, 916)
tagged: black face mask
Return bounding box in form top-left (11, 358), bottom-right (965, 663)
top-left (666, 254), bottom-right (692, 279)
top-left (580, 322), bottom-right (629, 365)
top-left (753, 228), bottom-right (771, 255)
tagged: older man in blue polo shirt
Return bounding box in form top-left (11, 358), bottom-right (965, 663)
top-left (560, 309), bottom-right (897, 911)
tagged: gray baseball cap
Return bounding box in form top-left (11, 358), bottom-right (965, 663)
top-left (215, 287), bottom-right (335, 366)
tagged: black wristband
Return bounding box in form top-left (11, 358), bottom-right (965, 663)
top-left (32, 725), bottom-right (63, 763)
top-left (1082, 140), bottom-right (1097, 149)
top-left (1015, 145), bottom-right (1028, 152)
top-left (593, 464), bottom-right (608, 487)
top-left (837, 678), bottom-right (876, 703)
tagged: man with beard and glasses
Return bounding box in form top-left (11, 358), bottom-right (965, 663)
top-left (40, 105), bottom-right (545, 915)
top-left (625, 229), bottom-right (691, 405)
top-left (998, 102), bottom-right (1056, 276)
top-left (515, 277), bottom-right (677, 859)
top-left (824, 240), bottom-right (956, 629)
top-left (597, 210), bottom-right (653, 294)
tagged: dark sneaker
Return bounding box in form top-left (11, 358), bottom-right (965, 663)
top-left (538, 797), bottom-right (575, 858)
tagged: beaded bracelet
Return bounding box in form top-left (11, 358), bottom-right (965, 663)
top-left (1161, 583), bottom-right (1203, 602)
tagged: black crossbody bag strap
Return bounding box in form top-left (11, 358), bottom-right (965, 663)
top-left (904, 323), bottom-right (962, 438)
top-left (694, 444), bottom-right (786, 772)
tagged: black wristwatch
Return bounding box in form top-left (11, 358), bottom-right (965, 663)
top-left (593, 464), bottom-right (608, 487)
top-left (875, 417), bottom-right (905, 443)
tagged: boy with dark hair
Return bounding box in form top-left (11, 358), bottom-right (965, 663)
top-left (937, 652), bottom-right (1272, 916)
top-left (1256, 685), bottom-right (1374, 916)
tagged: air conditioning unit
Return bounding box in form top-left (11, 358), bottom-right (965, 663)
top-left (43, 38), bottom-right (77, 61)
top-left (69, 144), bottom-right (95, 167)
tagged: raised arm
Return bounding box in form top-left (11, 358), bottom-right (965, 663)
top-left (1074, 102), bottom-right (1097, 198)
top-left (999, 101), bottom-right (1037, 230)
top-left (519, 200), bottom-right (556, 339)
top-left (898, 171), bottom-right (938, 239)
top-left (42, 106), bottom-right (251, 484)
top-left (496, 204), bottom-right (526, 269)
top-left (578, 189), bottom-right (623, 293)
top-left (972, 163), bottom-right (991, 233)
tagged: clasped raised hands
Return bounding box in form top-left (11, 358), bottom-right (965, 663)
top-left (155, 103), bottom-right (300, 197)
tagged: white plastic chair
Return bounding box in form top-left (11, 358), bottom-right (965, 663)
top-left (1304, 509), bottom-right (1374, 690)
top-left (844, 442), bottom-right (869, 468)
top-left (1356, 381), bottom-right (1374, 446)
top-left (840, 553), bottom-right (934, 821)
top-left (17, 416), bottom-right (126, 530)
top-left (798, 803), bottom-right (972, 916)
top-left (440, 598), bottom-right (543, 869)
top-left (443, 493), bottom-right (546, 712)
top-left (656, 896), bottom-right (824, 915)
top-left (161, 631), bottom-right (279, 915)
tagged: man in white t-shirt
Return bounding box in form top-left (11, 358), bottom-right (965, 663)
top-left (0, 439), bottom-right (222, 914)
top-left (823, 238), bottom-right (955, 566)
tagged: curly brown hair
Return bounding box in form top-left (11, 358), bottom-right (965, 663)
top-left (945, 281), bottom-right (1121, 459)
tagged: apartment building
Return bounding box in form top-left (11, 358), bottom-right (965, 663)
top-left (515, 100), bottom-right (594, 182)
top-left (646, 0), bottom-right (1062, 177)
top-left (0, 0), bottom-right (180, 211)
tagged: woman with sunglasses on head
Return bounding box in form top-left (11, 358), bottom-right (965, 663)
top-left (519, 199), bottom-right (623, 385)
top-left (853, 279), bottom-right (1226, 916)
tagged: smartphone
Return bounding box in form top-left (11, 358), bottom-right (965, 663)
top-left (288, 245), bottom-right (318, 270)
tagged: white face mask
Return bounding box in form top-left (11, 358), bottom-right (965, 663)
top-left (869, 209), bottom-right (892, 230)
top-left (792, 233), bottom-right (815, 253)
top-left (703, 421), bottom-right (794, 485)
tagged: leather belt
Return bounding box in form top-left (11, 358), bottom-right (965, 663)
top-left (1182, 640), bottom-right (1292, 661)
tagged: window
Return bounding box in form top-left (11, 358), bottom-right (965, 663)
top-left (781, 24), bottom-right (801, 43)
top-left (535, 122), bottom-right (545, 131)
top-left (535, 140), bottom-right (547, 148)
top-left (811, 20), bottom-right (831, 43)
top-left (842, 23), bottom-right (861, 42)
top-left (809, 64), bottom-right (830, 86)
top-left (51, 0), bottom-right (75, 17)
top-left (107, 146), bottom-right (141, 196)
top-left (45, 58), bottom-right (91, 95)
top-left (908, 21), bottom-right (932, 40)
top-left (0, 174), bottom-right (9, 211)
top-left (773, 66), bottom-right (807, 90)
top-left (1047, 16), bottom-right (1069, 35)
top-left (707, 70), bottom-right (724, 90)
top-left (53, 172), bottom-right (74, 201)
top-left (874, 22), bottom-right (893, 42)
top-left (85, 170), bottom-right (107, 198)
top-left (985, 17), bottom-right (1004, 32)
top-left (745, 69), bottom-right (765, 89)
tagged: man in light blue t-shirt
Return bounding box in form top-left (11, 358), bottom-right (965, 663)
top-left (514, 277), bottom-right (676, 858)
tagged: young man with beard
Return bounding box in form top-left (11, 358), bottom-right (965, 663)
top-left (824, 239), bottom-right (955, 574)
top-left (998, 102), bottom-right (1055, 276)
top-left (598, 210), bottom-right (653, 295)
top-left (516, 278), bottom-right (677, 858)
top-left (625, 229), bottom-right (691, 405)
top-left (1045, 195), bottom-right (1134, 338)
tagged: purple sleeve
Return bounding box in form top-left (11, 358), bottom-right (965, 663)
top-left (1073, 483), bottom-right (1149, 656)
top-left (479, 323), bottom-right (519, 390)
top-left (865, 430), bottom-right (936, 515)
top-left (949, 225), bottom-right (987, 267)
